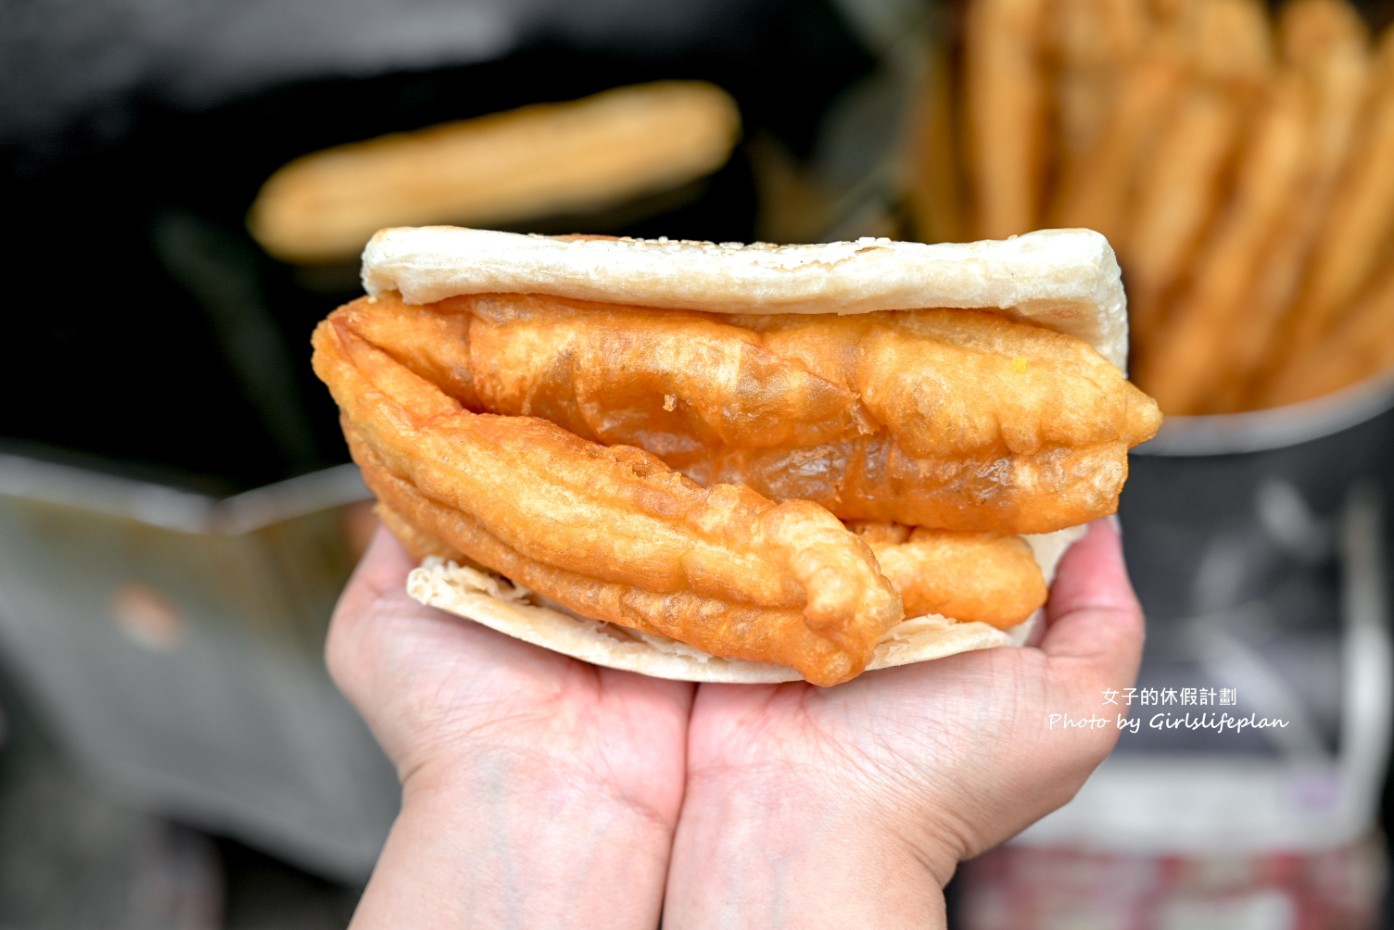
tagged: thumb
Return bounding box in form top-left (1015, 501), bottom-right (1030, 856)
top-left (1039, 518), bottom-right (1145, 693)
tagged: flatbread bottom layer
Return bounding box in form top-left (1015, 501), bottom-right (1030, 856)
top-left (405, 525), bottom-right (1085, 683)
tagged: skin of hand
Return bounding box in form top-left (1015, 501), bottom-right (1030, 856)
top-left (328, 517), bottom-right (1141, 928)
top-left (663, 518), bottom-right (1144, 928)
top-left (325, 525), bottom-right (695, 929)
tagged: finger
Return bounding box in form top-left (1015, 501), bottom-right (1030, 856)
top-left (332, 521), bottom-right (541, 666)
top-left (341, 521), bottom-right (417, 612)
top-left (335, 524), bottom-right (656, 695)
top-left (1039, 519), bottom-right (1145, 688)
top-left (325, 523), bottom-right (418, 698)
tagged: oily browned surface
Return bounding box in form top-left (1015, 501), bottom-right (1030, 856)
top-left (313, 309), bottom-right (904, 686)
top-left (344, 292), bottom-right (1159, 535)
top-left (313, 290), bottom-right (1161, 681)
top-left (851, 524), bottom-right (1048, 629)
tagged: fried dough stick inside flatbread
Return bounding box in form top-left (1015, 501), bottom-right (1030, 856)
top-left (338, 293), bottom-right (1160, 534)
top-left (850, 523), bottom-right (1047, 628)
top-left (686, 436), bottom-right (1132, 535)
top-left (312, 313), bottom-right (904, 686)
top-left (383, 503), bottom-right (1048, 632)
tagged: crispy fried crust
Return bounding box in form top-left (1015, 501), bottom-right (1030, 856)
top-left (391, 504), bottom-right (1047, 632)
top-left (849, 524), bottom-right (1047, 628)
top-left (343, 292), bottom-right (1159, 534)
top-left (313, 311), bottom-right (905, 686)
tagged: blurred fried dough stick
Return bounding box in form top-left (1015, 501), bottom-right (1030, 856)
top-left (313, 312), bottom-right (903, 686)
top-left (1217, 0), bottom-right (1371, 410)
top-left (907, 43), bottom-right (969, 243)
top-left (1123, 0), bottom-right (1274, 352)
top-left (964, 0), bottom-right (1050, 238)
top-left (1135, 63), bottom-right (1308, 415)
top-left (1145, 0), bottom-right (1187, 20)
top-left (1275, 25), bottom-right (1394, 361)
top-left (1261, 260), bottom-right (1394, 407)
top-left (1048, 0), bottom-right (1175, 234)
top-left (248, 82), bottom-right (740, 263)
top-left (1046, 0), bottom-right (1150, 222)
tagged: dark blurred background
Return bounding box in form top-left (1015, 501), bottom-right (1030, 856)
top-left (0, 0), bottom-right (878, 494)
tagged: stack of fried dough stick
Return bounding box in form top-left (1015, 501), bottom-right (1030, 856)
top-left (910, 0), bottom-right (1394, 415)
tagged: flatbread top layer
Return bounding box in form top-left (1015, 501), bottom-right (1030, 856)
top-left (361, 226), bottom-right (1130, 371)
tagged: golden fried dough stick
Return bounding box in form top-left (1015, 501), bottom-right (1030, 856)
top-left (351, 293), bottom-right (1156, 458)
top-left (1123, 0), bottom-right (1274, 352)
top-left (1261, 261), bottom-right (1394, 408)
top-left (1134, 66), bottom-right (1308, 415)
top-left (353, 435), bottom-right (891, 687)
top-left (376, 502), bottom-right (456, 561)
top-left (461, 295), bottom-right (867, 452)
top-left (339, 293), bottom-right (1159, 533)
top-left (686, 437), bottom-right (1132, 536)
top-left (336, 293), bottom-right (482, 408)
top-left (964, 0), bottom-right (1050, 238)
top-left (1123, 93), bottom-right (1243, 354)
top-left (313, 312), bottom-right (904, 686)
top-left (384, 491), bottom-right (1044, 637)
top-left (850, 524), bottom-right (1046, 628)
top-left (741, 309), bottom-right (1160, 458)
top-left (1275, 25), bottom-right (1394, 362)
top-left (1216, 0), bottom-right (1371, 410)
top-left (382, 493), bottom-right (1045, 633)
top-left (339, 292), bottom-right (866, 453)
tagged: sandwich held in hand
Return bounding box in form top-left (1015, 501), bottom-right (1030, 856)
top-left (312, 226), bottom-right (1161, 685)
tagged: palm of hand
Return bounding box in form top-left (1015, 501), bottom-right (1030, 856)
top-left (332, 520), bottom-right (1138, 882)
top-left (687, 650), bottom-right (1109, 863)
top-left (328, 529), bottom-right (694, 824)
top-left (684, 520), bottom-right (1140, 867)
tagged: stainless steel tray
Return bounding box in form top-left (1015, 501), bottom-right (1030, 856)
top-left (0, 457), bottom-right (394, 881)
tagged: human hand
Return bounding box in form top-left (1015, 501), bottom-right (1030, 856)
top-left (663, 518), bottom-right (1144, 928)
top-left (326, 525), bottom-right (694, 929)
